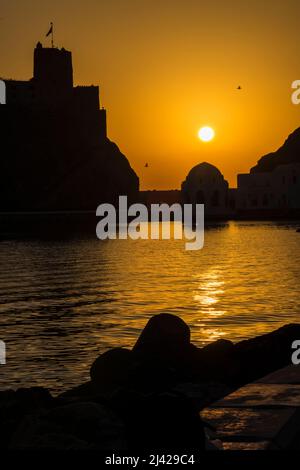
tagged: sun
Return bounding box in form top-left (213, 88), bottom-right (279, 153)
top-left (198, 126), bottom-right (215, 142)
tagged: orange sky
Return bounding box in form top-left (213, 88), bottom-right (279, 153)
top-left (1, 0), bottom-right (300, 189)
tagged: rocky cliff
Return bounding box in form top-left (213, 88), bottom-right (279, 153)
top-left (251, 127), bottom-right (300, 173)
top-left (0, 105), bottom-right (139, 211)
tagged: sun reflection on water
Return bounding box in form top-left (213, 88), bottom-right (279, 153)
top-left (193, 270), bottom-right (227, 342)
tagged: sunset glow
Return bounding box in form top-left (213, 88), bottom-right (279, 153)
top-left (198, 126), bottom-right (215, 142)
top-left (1, 0), bottom-right (300, 190)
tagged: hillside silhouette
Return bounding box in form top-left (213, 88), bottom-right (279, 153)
top-left (251, 127), bottom-right (300, 173)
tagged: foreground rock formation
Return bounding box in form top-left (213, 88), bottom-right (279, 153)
top-left (0, 314), bottom-right (299, 450)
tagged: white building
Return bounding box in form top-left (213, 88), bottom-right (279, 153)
top-left (237, 163), bottom-right (300, 211)
top-left (181, 161), bottom-right (300, 217)
top-left (181, 162), bottom-right (235, 217)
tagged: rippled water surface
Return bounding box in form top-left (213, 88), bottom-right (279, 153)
top-left (0, 220), bottom-right (300, 392)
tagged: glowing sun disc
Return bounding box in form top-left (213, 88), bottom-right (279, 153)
top-left (198, 126), bottom-right (215, 142)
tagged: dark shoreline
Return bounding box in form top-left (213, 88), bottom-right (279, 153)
top-left (0, 212), bottom-right (299, 240)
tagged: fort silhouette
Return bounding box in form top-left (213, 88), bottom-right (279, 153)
top-left (0, 43), bottom-right (139, 211)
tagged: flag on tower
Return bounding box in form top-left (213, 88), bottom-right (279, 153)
top-left (46, 24), bottom-right (53, 37)
top-left (46, 23), bottom-right (54, 47)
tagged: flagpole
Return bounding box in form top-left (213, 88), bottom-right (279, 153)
top-left (51, 22), bottom-right (54, 48)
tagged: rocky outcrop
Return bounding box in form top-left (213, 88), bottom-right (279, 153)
top-left (0, 107), bottom-right (139, 210)
top-left (233, 323), bottom-right (300, 384)
top-left (251, 127), bottom-right (300, 173)
top-left (1, 314), bottom-right (299, 450)
top-left (133, 313), bottom-right (192, 364)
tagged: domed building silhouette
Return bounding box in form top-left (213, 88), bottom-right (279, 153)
top-left (181, 162), bottom-right (235, 217)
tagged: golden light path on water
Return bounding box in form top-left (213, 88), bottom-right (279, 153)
top-left (0, 220), bottom-right (300, 392)
top-left (193, 269), bottom-right (226, 342)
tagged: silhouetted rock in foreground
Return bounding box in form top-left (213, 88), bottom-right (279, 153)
top-left (90, 347), bottom-right (134, 392)
top-left (233, 323), bottom-right (300, 384)
top-left (133, 313), bottom-right (191, 358)
top-left (1, 314), bottom-right (299, 450)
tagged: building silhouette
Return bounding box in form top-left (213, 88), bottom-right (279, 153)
top-left (181, 160), bottom-right (300, 218)
top-left (181, 162), bottom-right (235, 217)
top-left (0, 43), bottom-right (138, 211)
top-left (4, 42), bottom-right (107, 140)
top-left (237, 163), bottom-right (300, 211)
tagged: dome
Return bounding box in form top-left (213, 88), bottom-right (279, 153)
top-left (186, 162), bottom-right (223, 180)
top-left (181, 161), bottom-right (231, 214)
top-left (182, 162), bottom-right (226, 190)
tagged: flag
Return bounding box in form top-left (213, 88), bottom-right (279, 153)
top-left (46, 24), bottom-right (53, 37)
